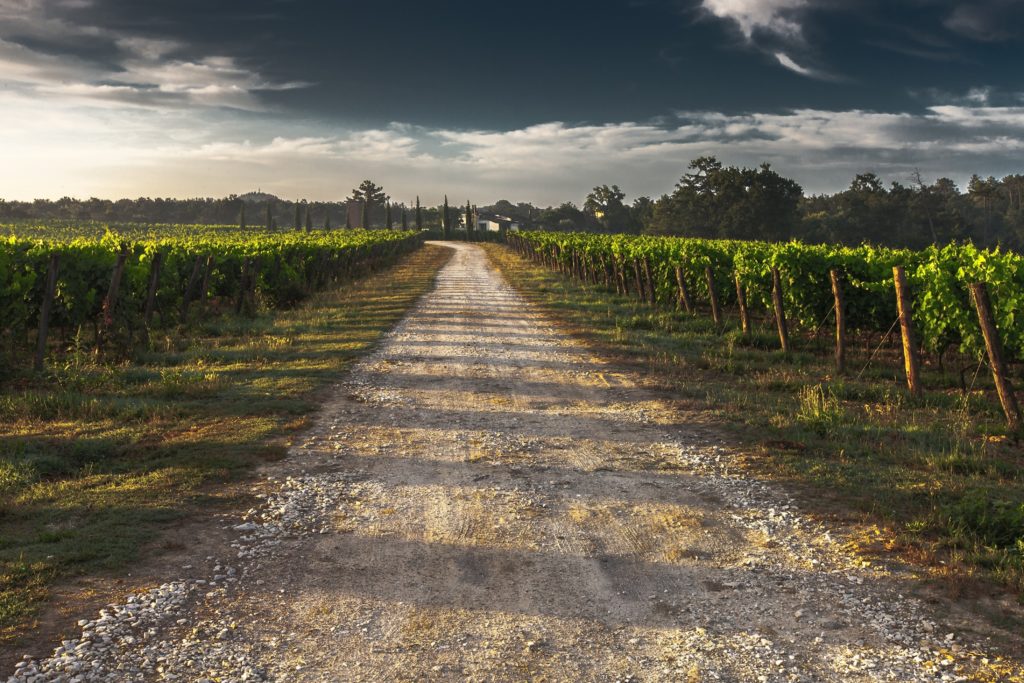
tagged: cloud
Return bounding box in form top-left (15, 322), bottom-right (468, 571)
top-left (700, 0), bottom-right (807, 40)
top-left (177, 127), bottom-right (433, 165)
top-left (115, 36), bottom-right (181, 61)
top-left (2, 81), bottom-right (1023, 203)
top-left (944, 1), bottom-right (1024, 42)
top-left (774, 52), bottom-right (812, 77)
top-left (0, 0), bottom-right (305, 110)
top-left (699, 0), bottom-right (840, 80)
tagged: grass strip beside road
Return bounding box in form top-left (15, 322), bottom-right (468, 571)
top-left (0, 243), bottom-right (451, 643)
top-left (484, 243), bottom-right (1024, 604)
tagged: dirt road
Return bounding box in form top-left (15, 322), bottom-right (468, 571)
top-left (11, 243), bottom-right (1023, 682)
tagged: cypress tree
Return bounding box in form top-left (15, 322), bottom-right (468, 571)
top-left (265, 201), bottom-right (273, 230)
top-left (360, 200), bottom-right (369, 229)
top-left (465, 201), bottom-right (472, 241)
top-left (239, 202), bottom-right (246, 230)
top-left (386, 202), bottom-right (393, 229)
top-left (442, 195), bottom-right (450, 240)
top-left (305, 205), bottom-right (313, 232)
top-left (415, 196), bottom-right (422, 230)
top-left (401, 207), bottom-right (408, 230)
top-left (324, 212), bottom-right (331, 230)
top-left (294, 202), bottom-right (301, 230)
top-left (345, 203), bottom-right (352, 229)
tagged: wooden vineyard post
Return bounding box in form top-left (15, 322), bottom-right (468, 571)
top-left (830, 269), bottom-right (847, 375)
top-left (771, 267), bottom-right (791, 353)
top-left (102, 243), bottom-right (129, 327)
top-left (642, 258), bottom-right (656, 306)
top-left (705, 267), bottom-right (722, 326)
top-left (598, 254), bottom-right (611, 289)
top-left (969, 282), bottom-right (1022, 430)
top-left (892, 266), bottom-right (923, 398)
top-left (235, 258), bottom-right (252, 315)
top-left (198, 255), bottom-right (215, 309)
top-left (34, 253), bottom-right (60, 371)
top-left (633, 261), bottom-right (645, 302)
top-left (180, 254), bottom-right (205, 324)
top-left (142, 252), bottom-right (163, 330)
top-left (675, 266), bottom-right (693, 314)
top-left (734, 273), bottom-right (750, 335)
top-left (247, 260), bottom-right (260, 314)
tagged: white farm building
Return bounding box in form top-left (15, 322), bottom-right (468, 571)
top-left (476, 213), bottom-right (520, 233)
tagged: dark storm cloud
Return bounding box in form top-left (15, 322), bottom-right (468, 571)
top-left (0, 0), bottom-right (305, 110)
top-left (944, 0), bottom-right (1024, 42)
top-left (5, 0), bottom-right (1023, 123)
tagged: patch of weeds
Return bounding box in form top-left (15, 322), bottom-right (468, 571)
top-left (724, 328), bottom-right (779, 351)
top-left (795, 383), bottom-right (847, 436)
top-left (942, 489), bottom-right (1024, 552)
top-left (0, 461), bottom-right (36, 495)
top-left (157, 368), bottom-right (222, 399)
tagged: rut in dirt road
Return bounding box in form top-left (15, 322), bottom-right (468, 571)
top-left (11, 242), bottom-right (1023, 682)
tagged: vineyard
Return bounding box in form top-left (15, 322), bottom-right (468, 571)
top-left (0, 226), bottom-right (424, 369)
top-left (509, 231), bottom-right (1024, 427)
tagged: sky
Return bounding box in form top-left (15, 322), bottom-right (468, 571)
top-left (1, 0), bottom-right (1023, 206)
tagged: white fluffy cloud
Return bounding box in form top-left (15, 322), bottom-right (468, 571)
top-left (774, 52), bottom-right (815, 77)
top-left (701, 0), bottom-right (807, 40)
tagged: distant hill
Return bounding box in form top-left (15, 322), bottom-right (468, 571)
top-left (238, 191), bottom-right (281, 204)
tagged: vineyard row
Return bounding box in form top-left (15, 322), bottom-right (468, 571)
top-left (0, 229), bottom-right (425, 368)
top-left (508, 231), bottom-right (1022, 429)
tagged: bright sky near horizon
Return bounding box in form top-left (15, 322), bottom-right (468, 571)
top-left (1, 0), bottom-right (1023, 205)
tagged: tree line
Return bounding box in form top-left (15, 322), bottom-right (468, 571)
top-left (0, 181), bottom-right (468, 233)
top-left (514, 158), bottom-right (1024, 250)
top-left (4, 162), bottom-right (1024, 249)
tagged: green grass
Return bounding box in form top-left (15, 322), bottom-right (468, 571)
top-left (0, 244), bottom-right (451, 641)
top-left (484, 244), bottom-right (1024, 598)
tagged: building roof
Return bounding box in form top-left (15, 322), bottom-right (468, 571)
top-left (477, 213), bottom-right (518, 223)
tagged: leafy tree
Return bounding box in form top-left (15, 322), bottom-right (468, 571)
top-left (538, 202), bottom-right (592, 232)
top-left (350, 180), bottom-right (388, 229)
top-left (584, 185), bottom-right (630, 231)
top-left (631, 196), bottom-right (655, 232)
top-left (969, 174), bottom-right (1001, 241)
top-left (650, 157), bottom-right (801, 240)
